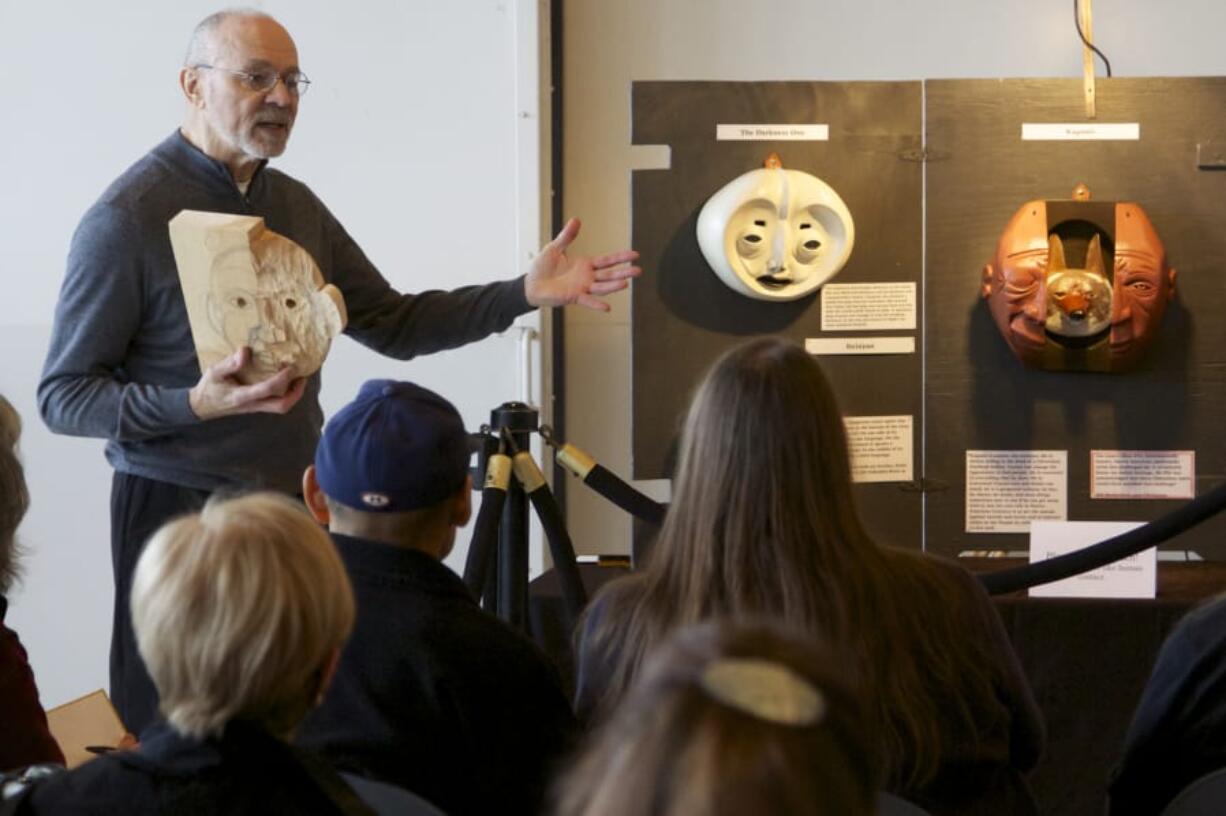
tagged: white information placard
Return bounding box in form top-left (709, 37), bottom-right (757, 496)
top-left (1028, 520), bottom-right (1154, 599)
top-left (805, 337), bottom-right (915, 356)
top-left (820, 282), bottom-right (917, 331)
top-left (1021, 123), bottom-right (1140, 141)
top-left (844, 416), bottom-right (913, 483)
top-left (1090, 450), bottom-right (1196, 500)
top-left (966, 450), bottom-right (1067, 533)
top-left (715, 124), bottom-right (829, 141)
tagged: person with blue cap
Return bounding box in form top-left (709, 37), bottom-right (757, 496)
top-left (297, 379), bottom-right (575, 816)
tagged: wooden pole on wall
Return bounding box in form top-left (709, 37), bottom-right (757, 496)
top-left (1081, 0), bottom-right (1096, 119)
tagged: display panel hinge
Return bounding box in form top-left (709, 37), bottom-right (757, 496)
top-left (899, 147), bottom-right (950, 164)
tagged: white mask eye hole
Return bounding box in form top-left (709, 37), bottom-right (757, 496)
top-left (284, 297), bottom-right (298, 309)
top-left (794, 224), bottom-right (823, 264)
top-left (737, 219), bottom-right (768, 258)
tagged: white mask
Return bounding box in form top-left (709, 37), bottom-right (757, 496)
top-left (696, 154), bottom-right (855, 301)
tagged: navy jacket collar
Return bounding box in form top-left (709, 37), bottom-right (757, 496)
top-left (126, 720), bottom-right (285, 774)
top-left (330, 533), bottom-right (477, 604)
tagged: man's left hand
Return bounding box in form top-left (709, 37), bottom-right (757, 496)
top-left (524, 218), bottom-right (641, 311)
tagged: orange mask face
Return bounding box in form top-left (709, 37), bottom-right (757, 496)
top-left (1109, 204), bottom-right (1177, 368)
top-left (981, 193), bottom-right (1175, 372)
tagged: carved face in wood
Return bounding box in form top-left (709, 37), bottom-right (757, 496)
top-left (982, 195), bottom-right (1174, 371)
top-left (696, 154), bottom-right (854, 301)
top-left (170, 211), bottom-right (347, 383)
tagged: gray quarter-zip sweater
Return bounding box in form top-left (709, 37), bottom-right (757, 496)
top-left (39, 131), bottom-right (532, 493)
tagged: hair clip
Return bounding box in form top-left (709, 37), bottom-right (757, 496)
top-left (699, 658), bottom-right (825, 726)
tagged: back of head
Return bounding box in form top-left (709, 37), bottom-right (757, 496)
top-left (0, 395), bottom-right (28, 594)
top-left (598, 339), bottom-right (874, 696)
top-left (313, 379), bottom-right (472, 546)
top-left (662, 336), bottom-right (866, 593)
top-left (555, 620), bottom-right (878, 816)
top-left (131, 492), bottom-right (354, 738)
top-left (666, 335), bottom-right (858, 546)
top-left (580, 339), bottom-right (878, 718)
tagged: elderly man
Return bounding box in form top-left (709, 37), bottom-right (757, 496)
top-left (38, 9), bottom-right (638, 734)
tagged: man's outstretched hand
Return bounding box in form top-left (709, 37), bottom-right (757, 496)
top-left (524, 218), bottom-right (641, 311)
top-left (188, 347), bottom-right (307, 421)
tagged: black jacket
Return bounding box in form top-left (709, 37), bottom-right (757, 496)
top-left (297, 534), bottom-right (576, 816)
top-left (2, 720), bottom-right (372, 815)
top-left (1109, 594), bottom-right (1226, 815)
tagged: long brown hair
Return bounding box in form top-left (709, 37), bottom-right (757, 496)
top-left (556, 620), bottom-right (877, 816)
top-left (581, 337), bottom-right (1004, 791)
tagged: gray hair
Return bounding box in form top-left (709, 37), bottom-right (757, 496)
top-left (184, 8), bottom-right (275, 66)
top-left (0, 396), bottom-right (27, 594)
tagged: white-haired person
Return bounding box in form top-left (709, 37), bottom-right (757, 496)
top-left (1, 492), bottom-right (441, 815)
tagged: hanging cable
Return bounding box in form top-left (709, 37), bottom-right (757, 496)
top-left (1074, 0), bottom-right (1112, 78)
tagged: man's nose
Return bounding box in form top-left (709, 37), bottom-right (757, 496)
top-left (265, 77), bottom-right (295, 106)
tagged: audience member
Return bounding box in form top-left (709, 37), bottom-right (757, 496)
top-left (0, 397), bottom-right (64, 771)
top-left (1108, 593), bottom-right (1226, 815)
top-left (573, 337), bottom-right (1044, 815)
top-left (555, 619), bottom-right (878, 816)
top-left (0, 492), bottom-right (439, 814)
top-left (297, 379), bottom-right (576, 815)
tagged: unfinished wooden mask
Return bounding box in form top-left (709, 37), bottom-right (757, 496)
top-left (696, 153), bottom-right (855, 301)
top-left (980, 185), bottom-right (1175, 372)
top-left (169, 211), bottom-right (347, 383)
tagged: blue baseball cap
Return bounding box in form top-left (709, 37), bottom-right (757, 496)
top-left (315, 380), bottom-right (472, 512)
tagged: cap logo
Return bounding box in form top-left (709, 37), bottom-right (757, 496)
top-left (361, 492), bottom-right (391, 508)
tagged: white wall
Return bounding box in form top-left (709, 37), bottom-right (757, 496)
top-left (562, 0), bottom-right (1226, 556)
top-left (0, 1), bottom-right (548, 708)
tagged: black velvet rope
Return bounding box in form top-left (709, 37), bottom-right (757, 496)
top-left (583, 464), bottom-right (668, 526)
top-left (463, 484), bottom-right (507, 600)
top-left (978, 479), bottom-right (1226, 595)
top-left (524, 483), bottom-right (589, 618)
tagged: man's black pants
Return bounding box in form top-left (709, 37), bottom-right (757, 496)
top-left (109, 472), bottom-right (210, 734)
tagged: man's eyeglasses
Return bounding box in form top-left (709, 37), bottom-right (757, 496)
top-left (194, 64), bottom-right (311, 97)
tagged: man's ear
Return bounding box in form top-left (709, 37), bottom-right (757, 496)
top-left (180, 66), bottom-right (205, 107)
top-left (451, 474), bottom-right (473, 527)
top-left (302, 465), bottom-right (331, 526)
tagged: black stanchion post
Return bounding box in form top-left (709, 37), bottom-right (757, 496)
top-left (492, 402), bottom-right (537, 630)
top-left (463, 447), bottom-right (511, 603)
